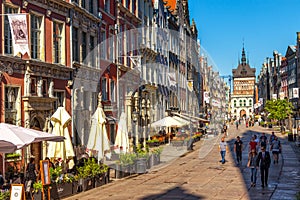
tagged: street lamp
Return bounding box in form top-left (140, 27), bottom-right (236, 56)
top-left (131, 109), bottom-right (139, 151)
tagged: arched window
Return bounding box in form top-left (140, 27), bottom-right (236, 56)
top-left (239, 100), bottom-right (242, 107)
top-left (234, 100), bottom-right (236, 107)
top-left (249, 99), bottom-right (252, 106)
top-left (243, 100), bottom-right (246, 106)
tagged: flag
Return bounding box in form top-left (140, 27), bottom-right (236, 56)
top-left (168, 72), bottom-right (177, 88)
top-left (204, 92), bottom-right (210, 103)
top-left (293, 88), bottom-right (299, 98)
top-left (129, 56), bottom-right (141, 73)
top-left (8, 14), bottom-right (30, 56)
top-left (187, 80), bottom-right (193, 92)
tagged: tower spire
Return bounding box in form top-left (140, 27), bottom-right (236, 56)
top-left (241, 44), bottom-right (246, 65)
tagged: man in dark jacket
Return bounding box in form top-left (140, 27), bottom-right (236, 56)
top-left (256, 146), bottom-right (271, 188)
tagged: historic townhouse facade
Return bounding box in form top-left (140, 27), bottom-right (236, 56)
top-left (71, 0), bottom-right (101, 147)
top-left (0, 0), bottom-right (73, 164)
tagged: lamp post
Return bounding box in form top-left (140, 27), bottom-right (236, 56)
top-left (131, 109), bottom-right (139, 152)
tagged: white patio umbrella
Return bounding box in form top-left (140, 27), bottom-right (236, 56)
top-left (47, 107), bottom-right (75, 169)
top-left (151, 116), bottom-right (184, 127)
top-left (0, 122), bottom-right (65, 180)
top-left (172, 116), bottom-right (190, 126)
top-left (87, 106), bottom-right (111, 161)
top-left (0, 123), bottom-right (65, 152)
top-left (114, 112), bottom-right (129, 154)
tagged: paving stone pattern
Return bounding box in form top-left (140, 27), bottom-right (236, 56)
top-left (64, 125), bottom-right (300, 200)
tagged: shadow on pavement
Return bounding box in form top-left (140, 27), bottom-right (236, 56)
top-left (141, 186), bottom-right (205, 200)
top-left (227, 128), bottom-right (284, 200)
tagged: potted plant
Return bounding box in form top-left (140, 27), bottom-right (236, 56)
top-left (119, 153), bottom-right (136, 176)
top-left (0, 190), bottom-right (9, 200)
top-left (76, 162), bottom-right (93, 192)
top-left (150, 147), bottom-right (163, 166)
top-left (50, 166), bottom-right (74, 199)
top-left (146, 139), bottom-right (160, 147)
top-left (32, 181), bottom-right (44, 200)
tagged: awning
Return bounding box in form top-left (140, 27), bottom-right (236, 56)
top-left (173, 112), bottom-right (210, 123)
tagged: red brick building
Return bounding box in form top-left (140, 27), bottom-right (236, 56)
top-left (0, 0), bottom-right (73, 168)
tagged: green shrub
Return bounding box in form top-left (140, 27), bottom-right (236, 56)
top-left (0, 190), bottom-right (10, 200)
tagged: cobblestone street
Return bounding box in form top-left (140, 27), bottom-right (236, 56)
top-left (64, 124), bottom-right (300, 200)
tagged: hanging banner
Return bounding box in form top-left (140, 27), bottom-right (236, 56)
top-left (167, 72), bottom-right (177, 88)
top-left (187, 80), bottom-right (193, 92)
top-left (204, 91), bottom-right (210, 103)
top-left (8, 14), bottom-right (30, 56)
top-left (293, 88), bottom-right (299, 98)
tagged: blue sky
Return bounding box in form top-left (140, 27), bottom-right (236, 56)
top-left (189, 0), bottom-right (300, 77)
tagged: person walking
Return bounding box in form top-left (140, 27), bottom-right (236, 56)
top-left (270, 136), bottom-right (281, 164)
top-left (256, 146), bottom-right (271, 188)
top-left (248, 136), bottom-right (257, 152)
top-left (259, 133), bottom-right (268, 149)
top-left (269, 132), bottom-right (276, 145)
top-left (234, 136), bottom-right (243, 165)
top-left (25, 157), bottom-right (39, 194)
top-left (235, 120), bottom-right (239, 130)
top-left (247, 149), bottom-right (258, 187)
top-left (219, 137), bottom-right (228, 164)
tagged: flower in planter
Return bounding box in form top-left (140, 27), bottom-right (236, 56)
top-left (33, 181), bottom-right (43, 193)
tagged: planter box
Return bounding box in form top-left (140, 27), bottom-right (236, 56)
top-left (78, 178), bottom-right (93, 192)
top-left (135, 158), bottom-right (147, 174)
top-left (50, 182), bottom-right (73, 200)
top-left (72, 181), bottom-right (79, 194)
top-left (94, 174), bottom-right (105, 188)
top-left (110, 154), bottom-right (120, 161)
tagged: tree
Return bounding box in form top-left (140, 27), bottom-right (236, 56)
top-left (264, 99), bottom-right (294, 130)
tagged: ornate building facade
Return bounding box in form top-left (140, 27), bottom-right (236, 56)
top-left (231, 47), bottom-right (256, 119)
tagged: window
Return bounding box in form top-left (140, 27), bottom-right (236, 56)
top-left (31, 14), bottom-right (42, 59)
top-left (82, 32), bottom-right (87, 63)
top-left (54, 91), bottom-right (65, 110)
top-left (81, 0), bottom-right (86, 9)
top-left (249, 99), bottom-right (252, 106)
top-left (53, 21), bottom-right (63, 63)
top-left (109, 34), bottom-right (113, 61)
top-left (233, 100), bottom-right (236, 107)
top-left (101, 78), bottom-right (107, 100)
top-left (104, 0), bottom-right (110, 13)
top-left (110, 79), bottom-right (115, 102)
top-left (100, 31), bottom-right (106, 59)
top-left (5, 86), bottom-right (20, 125)
top-left (31, 78), bottom-right (36, 95)
top-left (89, 35), bottom-right (95, 67)
top-left (243, 100), bottom-right (246, 106)
top-left (239, 100), bottom-right (242, 107)
top-left (110, 124), bottom-right (115, 143)
top-left (91, 92), bottom-right (98, 110)
top-left (89, 0), bottom-right (93, 13)
top-left (42, 79), bottom-right (47, 97)
top-left (72, 27), bottom-right (79, 61)
top-left (4, 6), bottom-right (18, 54)
top-left (83, 91), bottom-right (89, 110)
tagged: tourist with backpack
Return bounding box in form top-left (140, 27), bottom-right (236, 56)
top-left (270, 136), bottom-right (281, 164)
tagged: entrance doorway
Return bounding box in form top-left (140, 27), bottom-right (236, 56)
top-left (240, 110), bottom-right (246, 118)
